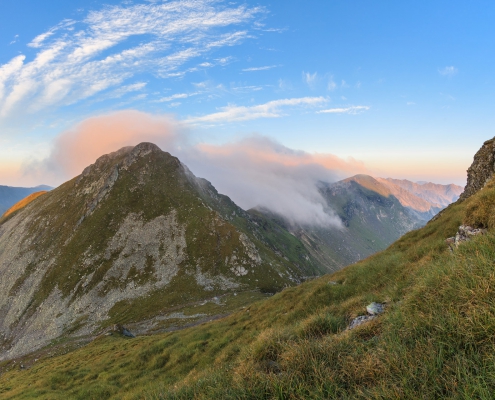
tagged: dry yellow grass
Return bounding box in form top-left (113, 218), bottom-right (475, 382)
top-left (2, 191), bottom-right (47, 218)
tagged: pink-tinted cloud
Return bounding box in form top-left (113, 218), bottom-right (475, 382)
top-left (29, 110), bottom-right (183, 181)
top-left (188, 136), bottom-right (368, 226)
top-left (26, 110), bottom-right (369, 226)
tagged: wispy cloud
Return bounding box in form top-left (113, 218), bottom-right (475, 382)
top-left (242, 65), bottom-right (279, 72)
top-left (111, 82), bottom-right (147, 97)
top-left (303, 71), bottom-right (318, 88)
top-left (0, 0), bottom-right (262, 122)
top-left (327, 76), bottom-right (336, 91)
top-left (186, 96), bottom-right (327, 124)
top-left (317, 105), bottom-right (370, 114)
top-left (9, 35), bottom-right (19, 45)
top-left (253, 22), bottom-right (287, 33)
top-left (438, 66), bottom-right (458, 77)
top-left (157, 93), bottom-right (193, 102)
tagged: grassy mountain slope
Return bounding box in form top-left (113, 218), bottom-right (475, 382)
top-left (0, 143), bottom-right (319, 361)
top-left (1, 156), bottom-right (493, 399)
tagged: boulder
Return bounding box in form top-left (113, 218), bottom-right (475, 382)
top-left (366, 302), bottom-right (385, 315)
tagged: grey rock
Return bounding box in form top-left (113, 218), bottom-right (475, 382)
top-left (459, 137), bottom-right (495, 201)
top-left (113, 324), bottom-right (135, 338)
top-left (348, 315), bottom-right (376, 330)
top-left (366, 302), bottom-right (385, 315)
top-left (446, 225), bottom-right (486, 251)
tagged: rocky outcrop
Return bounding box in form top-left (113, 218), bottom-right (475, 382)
top-left (459, 138), bottom-right (495, 201)
top-left (446, 225), bottom-right (486, 252)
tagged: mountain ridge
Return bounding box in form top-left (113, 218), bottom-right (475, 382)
top-left (0, 142), bottom-right (320, 361)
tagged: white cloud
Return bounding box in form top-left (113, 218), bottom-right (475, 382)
top-left (158, 93), bottom-right (192, 102)
top-left (242, 65), bottom-right (279, 72)
top-left (9, 35), bottom-right (19, 45)
top-left (0, 0), bottom-right (262, 124)
top-left (231, 85), bottom-right (263, 93)
top-left (28, 19), bottom-right (75, 48)
top-left (303, 71), bottom-right (318, 88)
top-left (215, 56), bottom-right (235, 65)
top-left (438, 66), bottom-right (458, 77)
top-left (186, 96), bottom-right (327, 124)
top-left (317, 105), bottom-right (370, 114)
top-left (328, 76), bottom-right (336, 91)
top-left (0, 55), bottom-right (25, 103)
top-left (278, 79), bottom-right (292, 91)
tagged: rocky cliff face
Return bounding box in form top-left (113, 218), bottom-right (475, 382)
top-left (0, 143), bottom-right (319, 361)
top-left (459, 138), bottom-right (495, 201)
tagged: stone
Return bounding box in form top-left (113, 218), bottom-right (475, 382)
top-left (366, 302), bottom-right (385, 315)
top-left (113, 324), bottom-right (135, 338)
top-left (348, 315), bottom-right (376, 330)
top-left (446, 225), bottom-right (486, 251)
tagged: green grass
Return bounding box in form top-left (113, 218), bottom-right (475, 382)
top-left (2, 174), bottom-right (495, 399)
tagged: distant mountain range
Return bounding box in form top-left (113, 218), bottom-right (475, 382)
top-left (0, 185), bottom-right (52, 216)
top-left (254, 175), bottom-right (463, 271)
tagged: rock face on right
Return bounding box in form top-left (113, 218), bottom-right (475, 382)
top-left (460, 138), bottom-right (495, 201)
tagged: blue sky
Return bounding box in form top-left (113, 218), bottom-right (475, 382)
top-left (1, 0), bottom-right (494, 187)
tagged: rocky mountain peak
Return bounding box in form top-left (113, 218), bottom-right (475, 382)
top-left (0, 143), bottom-right (318, 360)
top-left (460, 137), bottom-right (495, 200)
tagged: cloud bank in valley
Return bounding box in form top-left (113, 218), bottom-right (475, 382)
top-left (28, 110), bottom-right (369, 227)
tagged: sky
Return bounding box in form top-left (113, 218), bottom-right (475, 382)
top-left (1, 0), bottom-right (495, 194)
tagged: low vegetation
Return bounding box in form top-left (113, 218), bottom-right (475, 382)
top-left (1, 175), bottom-right (494, 399)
